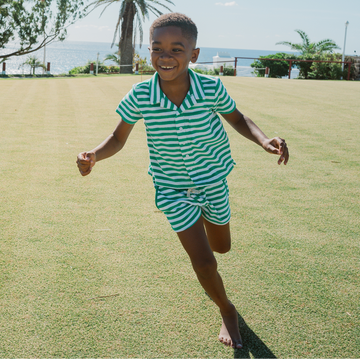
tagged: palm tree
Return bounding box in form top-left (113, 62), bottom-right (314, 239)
top-left (276, 30), bottom-right (340, 55)
top-left (20, 55), bottom-right (46, 75)
top-left (104, 44), bottom-right (121, 67)
top-left (89, 0), bottom-right (174, 73)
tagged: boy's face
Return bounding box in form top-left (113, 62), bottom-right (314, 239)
top-left (149, 26), bottom-right (199, 84)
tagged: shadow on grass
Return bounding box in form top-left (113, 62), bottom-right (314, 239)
top-left (234, 313), bottom-right (277, 359)
top-left (205, 292), bottom-right (276, 358)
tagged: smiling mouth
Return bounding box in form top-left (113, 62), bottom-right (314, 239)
top-left (159, 66), bottom-right (175, 70)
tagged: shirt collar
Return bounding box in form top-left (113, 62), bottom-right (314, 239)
top-left (149, 69), bottom-right (206, 106)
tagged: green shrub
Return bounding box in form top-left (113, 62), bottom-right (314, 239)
top-left (212, 64), bottom-right (234, 76)
top-left (191, 68), bottom-right (213, 75)
top-left (251, 53), bottom-right (295, 78)
top-left (295, 54), bottom-right (316, 79)
top-left (69, 60), bottom-right (120, 75)
top-left (308, 53), bottom-right (356, 80)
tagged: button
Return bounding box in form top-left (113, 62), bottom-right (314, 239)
top-left (186, 155), bottom-right (190, 158)
top-left (179, 127), bottom-right (183, 131)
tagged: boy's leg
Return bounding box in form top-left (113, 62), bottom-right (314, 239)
top-left (177, 216), bottom-right (242, 349)
top-left (203, 218), bottom-right (231, 254)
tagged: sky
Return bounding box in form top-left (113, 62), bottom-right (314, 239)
top-left (66, 0), bottom-right (359, 55)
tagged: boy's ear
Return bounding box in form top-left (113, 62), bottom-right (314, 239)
top-left (190, 48), bottom-right (200, 63)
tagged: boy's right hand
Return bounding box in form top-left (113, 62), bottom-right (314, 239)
top-left (76, 152), bottom-right (96, 176)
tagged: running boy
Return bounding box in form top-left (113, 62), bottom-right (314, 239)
top-left (77, 13), bottom-right (289, 349)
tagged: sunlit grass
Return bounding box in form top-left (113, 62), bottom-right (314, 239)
top-left (0, 75), bottom-right (359, 358)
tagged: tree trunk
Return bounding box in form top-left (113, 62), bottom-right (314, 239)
top-left (119, 1), bottom-right (136, 74)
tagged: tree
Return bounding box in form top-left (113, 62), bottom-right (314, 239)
top-left (276, 30), bottom-right (340, 55)
top-left (88, 0), bottom-right (174, 73)
top-left (0, 0), bottom-right (87, 60)
top-left (20, 55), bottom-right (46, 75)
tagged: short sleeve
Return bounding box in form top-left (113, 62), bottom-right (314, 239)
top-left (212, 78), bottom-right (236, 114)
top-left (115, 85), bottom-right (143, 124)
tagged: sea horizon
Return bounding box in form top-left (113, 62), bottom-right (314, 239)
top-left (1, 40), bottom-right (300, 76)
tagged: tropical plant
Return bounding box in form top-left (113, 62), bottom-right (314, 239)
top-left (87, 0), bottom-right (174, 73)
top-left (104, 44), bottom-right (120, 67)
top-left (20, 56), bottom-right (46, 75)
top-left (251, 53), bottom-right (294, 78)
top-left (133, 53), bottom-right (155, 73)
top-left (69, 60), bottom-right (119, 74)
top-left (0, 0), bottom-right (87, 60)
top-left (276, 30), bottom-right (340, 55)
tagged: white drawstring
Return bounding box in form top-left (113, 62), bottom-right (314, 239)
top-left (187, 188), bottom-right (202, 198)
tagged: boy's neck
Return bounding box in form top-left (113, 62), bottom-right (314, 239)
top-left (158, 69), bottom-right (191, 108)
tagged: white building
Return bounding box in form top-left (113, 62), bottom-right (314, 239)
top-left (212, 52), bottom-right (235, 68)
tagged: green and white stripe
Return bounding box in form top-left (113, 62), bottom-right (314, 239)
top-left (116, 69), bottom-right (236, 189)
top-left (155, 179), bottom-right (231, 232)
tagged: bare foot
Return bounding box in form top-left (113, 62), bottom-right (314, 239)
top-left (219, 304), bottom-right (243, 349)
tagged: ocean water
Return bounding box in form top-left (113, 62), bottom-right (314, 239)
top-left (1, 40), bottom-right (299, 77)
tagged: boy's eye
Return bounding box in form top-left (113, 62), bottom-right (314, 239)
top-left (152, 48), bottom-right (161, 52)
top-left (172, 48), bottom-right (182, 52)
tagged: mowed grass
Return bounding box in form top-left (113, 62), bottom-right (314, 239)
top-left (0, 75), bottom-right (359, 358)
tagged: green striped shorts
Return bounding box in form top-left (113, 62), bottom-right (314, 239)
top-left (154, 179), bottom-right (231, 233)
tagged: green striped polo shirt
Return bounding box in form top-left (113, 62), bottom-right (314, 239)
top-left (116, 69), bottom-right (236, 189)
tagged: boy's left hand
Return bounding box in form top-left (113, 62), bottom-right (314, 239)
top-left (262, 137), bottom-right (289, 165)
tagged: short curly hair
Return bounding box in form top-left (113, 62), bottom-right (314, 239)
top-left (149, 13), bottom-right (198, 44)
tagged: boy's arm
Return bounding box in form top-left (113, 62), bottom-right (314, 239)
top-left (221, 109), bottom-right (289, 165)
top-left (76, 119), bottom-right (134, 176)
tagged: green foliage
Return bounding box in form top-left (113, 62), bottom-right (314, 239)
top-left (251, 53), bottom-right (294, 78)
top-left (212, 64), bottom-right (235, 76)
top-left (133, 53), bottom-right (154, 73)
top-left (69, 60), bottom-right (119, 74)
top-left (87, 0), bottom-right (174, 73)
top-left (191, 64), bottom-right (234, 76)
top-left (104, 44), bottom-right (120, 65)
top-left (20, 55), bottom-right (46, 75)
top-left (191, 68), bottom-right (213, 75)
top-left (276, 29), bottom-right (340, 55)
top-left (0, 0), bottom-right (87, 59)
top-left (295, 54), bottom-right (315, 79)
top-left (307, 53), bottom-right (352, 80)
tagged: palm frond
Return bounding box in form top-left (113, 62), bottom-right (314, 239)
top-left (145, 4), bottom-right (164, 16)
top-left (134, 0), bottom-right (149, 19)
top-left (295, 29), bottom-right (311, 47)
top-left (316, 39), bottom-right (340, 49)
top-left (275, 41), bottom-right (294, 46)
top-left (135, 11), bottom-right (144, 46)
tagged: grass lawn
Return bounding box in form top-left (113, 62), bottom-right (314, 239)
top-left (0, 75), bottom-right (359, 358)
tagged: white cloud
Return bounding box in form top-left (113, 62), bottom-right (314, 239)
top-left (215, 1), bottom-right (237, 6)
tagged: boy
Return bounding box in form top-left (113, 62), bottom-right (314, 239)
top-left (77, 13), bottom-right (289, 350)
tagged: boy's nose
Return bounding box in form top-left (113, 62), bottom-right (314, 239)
top-left (160, 52), bottom-right (173, 60)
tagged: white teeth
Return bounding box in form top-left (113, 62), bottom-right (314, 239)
top-left (161, 66), bottom-right (174, 69)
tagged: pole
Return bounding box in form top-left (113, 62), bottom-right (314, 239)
top-left (234, 57), bottom-right (237, 76)
top-left (43, 44), bottom-right (46, 75)
top-left (265, 67), bottom-right (269, 78)
top-left (288, 60), bottom-right (292, 79)
top-left (342, 21), bottom-right (349, 72)
top-left (220, 66), bottom-right (224, 76)
top-left (96, 52), bottom-right (99, 75)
